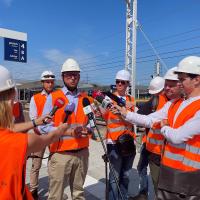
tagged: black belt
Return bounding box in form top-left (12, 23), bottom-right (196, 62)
top-left (62, 148), bottom-right (87, 153)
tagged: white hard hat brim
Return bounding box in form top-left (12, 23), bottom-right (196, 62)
top-left (148, 87), bottom-right (163, 95)
top-left (0, 83), bottom-right (15, 92)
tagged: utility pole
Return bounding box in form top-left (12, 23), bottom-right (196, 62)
top-left (125, 0), bottom-right (137, 97)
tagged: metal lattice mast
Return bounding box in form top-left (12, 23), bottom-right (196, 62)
top-left (125, 0), bottom-right (137, 97)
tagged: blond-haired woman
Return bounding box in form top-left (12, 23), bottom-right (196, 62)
top-left (0, 65), bottom-right (83, 199)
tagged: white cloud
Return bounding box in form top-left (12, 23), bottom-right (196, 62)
top-left (42, 49), bottom-right (67, 65)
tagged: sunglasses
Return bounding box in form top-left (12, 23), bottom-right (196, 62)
top-left (43, 75), bottom-right (55, 78)
top-left (116, 80), bottom-right (127, 85)
top-left (63, 72), bottom-right (80, 78)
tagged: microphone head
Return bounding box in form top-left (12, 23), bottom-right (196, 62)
top-left (64, 102), bottom-right (75, 113)
top-left (82, 97), bottom-right (93, 115)
top-left (103, 91), bottom-right (125, 107)
top-left (92, 90), bottom-right (104, 99)
top-left (54, 97), bottom-right (65, 108)
top-left (82, 97), bottom-right (90, 107)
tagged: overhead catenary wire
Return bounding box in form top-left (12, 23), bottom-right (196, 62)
top-left (137, 22), bottom-right (168, 70)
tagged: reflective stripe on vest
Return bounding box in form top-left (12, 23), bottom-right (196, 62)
top-left (162, 98), bottom-right (200, 171)
top-left (105, 95), bottom-right (135, 141)
top-left (49, 90), bottom-right (89, 152)
top-left (33, 92), bottom-right (47, 117)
top-left (146, 94), bottom-right (168, 155)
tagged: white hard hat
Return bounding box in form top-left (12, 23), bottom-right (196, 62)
top-left (175, 56), bottom-right (200, 75)
top-left (61, 58), bottom-right (81, 73)
top-left (164, 67), bottom-right (179, 81)
top-left (115, 70), bottom-right (130, 81)
top-left (41, 71), bottom-right (55, 81)
top-left (0, 65), bottom-right (15, 92)
top-left (148, 76), bottom-right (165, 95)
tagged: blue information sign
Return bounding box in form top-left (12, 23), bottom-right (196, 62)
top-left (4, 38), bottom-right (27, 63)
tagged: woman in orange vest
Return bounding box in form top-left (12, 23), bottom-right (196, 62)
top-left (111, 56), bottom-right (200, 200)
top-left (0, 65), bottom-right (83, 200)
top-left (102, 70), bottom-right (136, 200)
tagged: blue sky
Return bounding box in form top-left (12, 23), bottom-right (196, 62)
top-left (0, 0), bottom-right (200, 86)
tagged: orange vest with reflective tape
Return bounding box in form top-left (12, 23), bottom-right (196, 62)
top-left (49, 90), bottom-right (89, 152)
top-left (33, 92), bottom-right (47, 117)
top-left (162, 98), bottom-right (200, 171)
top-left (105, 95), bottom-right (135, 141)
top-left (146, 94), bottom-right (168, 155)
top-left (0, 128), bottom-right (33, 199)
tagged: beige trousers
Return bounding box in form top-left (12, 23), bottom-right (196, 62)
top-left (29, 148), bottom-right (46, 192)
top-left (47, 148), bottom-right (89, 200)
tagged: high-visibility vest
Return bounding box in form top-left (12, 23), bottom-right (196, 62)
top-left (162, 98), bottom-right (200, 171)
top-left (49, 90), bottom-right (90, 152)
top-left (105, 95), bottom-right (135, 141)
top-left (33, 92), bottom-right (47, 117)
top-left (0, 128), bottom-right (33, 199)
top-left (146, 94), bottom-right (168, 155)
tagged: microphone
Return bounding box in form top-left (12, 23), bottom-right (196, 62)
top-left (82, 97), bottom-right (96, 128)
top-left (95, 95), bottom-right (113, 110)
top-left (103, 91), bottom-right (126, 107)
top-left (63, 102), bottom-right (75, 123)
top-left (43, 97), bottom-right (65, 124)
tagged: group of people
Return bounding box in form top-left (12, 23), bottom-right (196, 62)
top-left (0, 55), bottom-right (200, 200)
top-left (110, 56), bottom-right (200, 200)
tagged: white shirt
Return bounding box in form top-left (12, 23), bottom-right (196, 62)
top-left (29, 90), bottom-right (48, 120)
top-left (125, 96), bottom-right (200, 144)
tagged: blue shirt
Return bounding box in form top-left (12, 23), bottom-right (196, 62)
top-left (39, 86), bottom-right (80, 134)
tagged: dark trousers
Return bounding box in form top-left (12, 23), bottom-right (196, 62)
top-left (137, 143), bottom-right (149, 195)
top-left (107, 144), bottom-right (135, 200)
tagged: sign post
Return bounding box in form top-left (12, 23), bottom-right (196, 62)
top-left (4, 38), bottom-right (27, 62)
top-left (0, 28), bottom-right (27, 63)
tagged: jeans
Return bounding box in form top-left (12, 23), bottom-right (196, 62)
top-left (137, 143), bottom-right (149, 195)
top-left (107, 144), bottom-right (135, 200)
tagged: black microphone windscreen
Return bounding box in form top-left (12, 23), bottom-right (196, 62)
top-left (82, 97), bottom-right (90, 107)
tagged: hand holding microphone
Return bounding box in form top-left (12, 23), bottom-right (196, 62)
top-left (43, 97), bottom-right (65, 124)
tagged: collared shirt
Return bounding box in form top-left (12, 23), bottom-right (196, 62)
top-left (29, 90), bottom-right (49, 120)
top-left (39, 86), bottom-right (80, 134)
top-left (125, 96), bottom-right (200, 144)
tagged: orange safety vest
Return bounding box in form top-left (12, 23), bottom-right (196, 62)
top-left (162, 98), bottom-right (200, 171)
top-left (0, 128), bottom-right (33, 199)
top-left (105, 95), bottom-right (135, 141)
top-left (49, 90), bottom-right (90, 152)
top-left (146, 94), bottom-right (168, 155)
top-left (33, 92), bottom-right (47, 117)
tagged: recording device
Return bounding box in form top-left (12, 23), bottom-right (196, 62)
top-left (103, 91), bottom-right (126, 107)
top-left (63, 102), bottom-right (75, 123)
top-left (82, 97), bottom-right (95, 128)
top-left (43, 97), bottom-right (65, 124)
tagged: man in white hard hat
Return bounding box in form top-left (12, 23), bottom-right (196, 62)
top-left (40, 58), bottom-right (92, 200)
top-left (133, 76), bottom-right (165, 200)
top-left (29, 70), bottom-right (55, 199)
top-left (111, 56), bottom-right (200, 200)
top-left (101, 69), bottom-right (136, 200)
